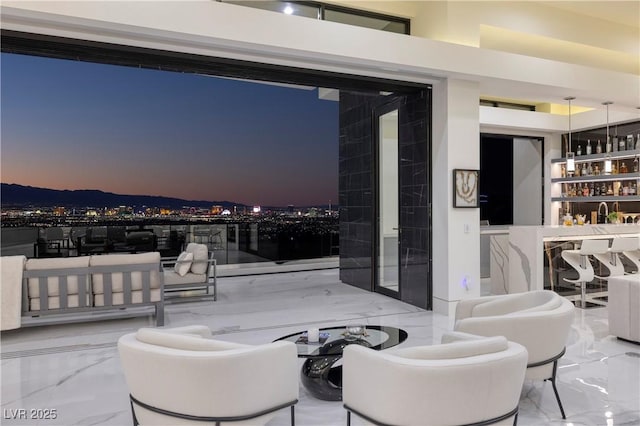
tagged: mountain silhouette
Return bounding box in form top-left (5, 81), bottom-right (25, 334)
top-left (0, 183), bottom-right (244, 210)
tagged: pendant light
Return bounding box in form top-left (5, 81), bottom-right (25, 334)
top-left (564, 97), bottom-right (576, 175)
top-left (603, 101), bottom-right (613, 175)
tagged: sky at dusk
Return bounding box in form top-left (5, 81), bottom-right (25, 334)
top-left (1, 53), bottom-right (339, 207)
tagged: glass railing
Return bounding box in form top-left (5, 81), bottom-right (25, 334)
top-left (222, 1), bottom-right (410, 35)
top-left (0, 219), bottom-right (339, 266)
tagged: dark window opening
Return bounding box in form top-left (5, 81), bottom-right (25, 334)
top-left (480, 135), bottom-right (514, 225)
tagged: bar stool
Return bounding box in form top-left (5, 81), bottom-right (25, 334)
top-left (621, 238), bottom-right (640, 273)
top-left (594, 237), bottom-right (639, 278)
top-left (561, 239), bottom-right (610, 308)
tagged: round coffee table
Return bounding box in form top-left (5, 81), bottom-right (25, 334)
top-left (275, 325), bottom-right (408, 401)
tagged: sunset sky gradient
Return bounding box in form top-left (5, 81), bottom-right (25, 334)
top-left (1, 53), bottom-right (338, 206)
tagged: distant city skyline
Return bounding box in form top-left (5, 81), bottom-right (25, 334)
top-left (1, 53), bottom-right (339, 207)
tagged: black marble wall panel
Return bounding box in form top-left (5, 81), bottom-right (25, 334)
top-left (398, 89), bottom-right (431, 309)
top-left (339, 89), bottom-right (431, 309)
top-left (338, 92), bottom-right (379, 291)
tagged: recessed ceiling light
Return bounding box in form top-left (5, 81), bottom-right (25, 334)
top-left (283, 5), bottom-right (293, 15)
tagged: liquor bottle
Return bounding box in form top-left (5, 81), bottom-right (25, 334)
top-left (620, 161), bottom-right (628, 174)
top-left (619, 135), bottom-right (626, 151)
top-left (586, 140), bottom-right (592, 155)
top-left (601, 182), bottom-right (607, 195)
top-left (583, 183), bottom-right (589, 197)
top-left (577, 144), bottom-right (582, 156)
top-left (607, 184), bottom-right (614, 195)
top-left (631, 182), bottom-right (637, 196)
top-left (623, 184), bottom-right (629, 196)
top-left (612, 162), bottom-right (618, 174)
top-left (595, 183), bottom-right (601, 196)
top-left (581, 162), bottom-right (588, 176)
top-left (606, 136), bottom-right (612, 153)
top-left (618, 183), bottom-right (623, 196)
top-left (628, 135), bottom-right (635, 151)
top-left (634, 156), bottom-right (639, 173)
top-left (594, 164), bottom-right (600, 176)
top-left (589, 182), bottom-right (595, 196)
top-left (636, 134), bottom-right (640, 150)
top-left (561, 164), bottom-right (566, 178)
top-left (596, 140), bottom-right (602, 154)
top-left (587, 162), bottom-right (593, 176)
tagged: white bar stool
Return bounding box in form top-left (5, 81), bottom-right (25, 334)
top-left (621, 238), bottom-right (640, 273)
top-left (594, 237), bottom-right (639, 278)
top-left (561, 239), bottom-right (610, 308)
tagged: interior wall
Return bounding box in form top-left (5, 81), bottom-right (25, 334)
top-left (432, 78), bottom-right (480, 317)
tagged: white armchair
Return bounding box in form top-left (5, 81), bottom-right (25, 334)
top-left (453, 290), bottom-right (575, 419)
top-left (118, 325), bottom-right (299, 425)
top-left (342, 332), bottom-right (528, 426)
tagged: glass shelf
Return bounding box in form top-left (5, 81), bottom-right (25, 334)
top-left (551, 196), bottom-right (640, 202)
top-left (552, 150), bottom-right (640, 164)
top-left (552, 172), bottom-right (640, 184)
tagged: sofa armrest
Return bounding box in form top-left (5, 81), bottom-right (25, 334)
top-left (455, 295), bottom-right (509, 320)
top-left (393, 335), bottom-right (508, 360)
top-left (440, 331), bottom-right (484, 344)
top-left (153, 325), bottom-right (212, 338)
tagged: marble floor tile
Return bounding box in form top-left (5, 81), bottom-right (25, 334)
top-left (1, 269), bottom-right (639, 425)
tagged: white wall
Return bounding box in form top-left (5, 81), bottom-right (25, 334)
top-left (432, 79), bottom-right (481, 316)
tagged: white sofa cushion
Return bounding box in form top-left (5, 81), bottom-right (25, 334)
top-left (608, 275), bottom-right (640, 343)
top-left (163, 271), bottom-right (207, 286)
top-left (1, 255), bottom-right (25, 330)
top-left (30, 294), bottom-right (90, 310)
top-left (173, 251), bottom-right (193, 277)
top-left (185, 243), bottom-right (208, 275)
top-left (91, 252), bottom-right (161, 294)
top-left (25, 256), bottom-right (90, 297)
top-left (94, 289), bottom-right (161, 306)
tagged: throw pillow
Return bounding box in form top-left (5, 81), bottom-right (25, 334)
top-left (186, 243), bottom-right (209, 275)
top-left (174, 251), bottom-right (193, 277)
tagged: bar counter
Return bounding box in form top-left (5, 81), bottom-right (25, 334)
top-left (508, 224), bottom-right (640, 293)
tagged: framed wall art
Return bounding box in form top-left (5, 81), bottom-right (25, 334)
top-left (453, 169), bottom-right (479, 208)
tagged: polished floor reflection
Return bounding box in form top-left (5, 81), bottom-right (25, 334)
top-left (1, 269), bottom-right (639, 425)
